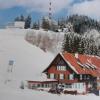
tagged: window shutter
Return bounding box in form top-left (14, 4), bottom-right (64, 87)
top-left (54, 74), bottom-right (56, 79)
top-left (48, 74), bottom-right (50, 78)
top-left (68, 75), bottom-right (69, 80)
top-left (64, 74), bottom-right (65, 79)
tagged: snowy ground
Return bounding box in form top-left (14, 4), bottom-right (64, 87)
top-left (0, 29), bottom-right (100, 100)
top-left (0, 85), bottom-right (100, 100)
top-left (0, 29), bottom-right (53, 86)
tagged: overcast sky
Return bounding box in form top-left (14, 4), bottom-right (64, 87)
top-left (0, 0), bottom-right (100, 26)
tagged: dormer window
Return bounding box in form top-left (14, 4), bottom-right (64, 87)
top-left (57, 66), bottom-right (66, 71)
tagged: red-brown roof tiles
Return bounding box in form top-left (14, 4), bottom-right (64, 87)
top-left (62, 52), bottom-right (100, 77)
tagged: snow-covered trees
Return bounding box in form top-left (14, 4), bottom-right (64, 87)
top-left (14, 15), bottom-right (25, 21)
top-left (63, 33), bottom-right (82, 54)
top-left (24, 15), bottom-right (32, 29)
top-left (14, 14), bottom-right (100, 33)
top-left (41, 16), bottom-right (58, 31)
top-left (42, 17), bottom-right (51, 30)
top-left (25, 14), bottom-right (100, 56)
top-left (57, 15), bottom-right (100, 34)
top-left (25, 28), bottom-right (100, 56)
top-left (62, 31), bottom-right (100, 56)
top-left (25, 30), bottom-right (64, 54)
top-left (32, 21), bottom-right (40, 30)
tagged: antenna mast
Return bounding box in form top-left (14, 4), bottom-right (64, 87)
top-left (49, 0), bottom-right (52, 19)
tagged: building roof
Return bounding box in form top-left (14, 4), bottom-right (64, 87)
top-left (27, 79), bottom-right (58, 84)
top-left (43, 52), bottom-right (100, 77)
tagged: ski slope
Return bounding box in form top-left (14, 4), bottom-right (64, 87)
top-left (0, 29), bottom-right (54, 86)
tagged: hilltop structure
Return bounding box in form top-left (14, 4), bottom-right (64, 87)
top-left (6, 21), bottom-right (25, 29)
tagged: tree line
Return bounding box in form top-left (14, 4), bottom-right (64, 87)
top-left (63, 33), bottom-right (100, 56)
top-left (52, 14), bottom-right (100, 34)
top-left (15, 15), bottom-right (41, 29)
top-left (14, 15), bottom-right (58, 30)
top-left (14, 14), bottom-right (100, 33)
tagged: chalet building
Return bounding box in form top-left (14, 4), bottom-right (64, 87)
top-left (42, 52), bottom-right (100, 93)
top-left (27, 52), bottom-right (100, 94)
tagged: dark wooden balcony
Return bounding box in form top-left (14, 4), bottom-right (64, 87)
top-left (58, 79), bottom-right (78, 84)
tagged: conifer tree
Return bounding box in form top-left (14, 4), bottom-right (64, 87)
top-left (32, 22), bottom-right (39, 29)
top-left (24, 15), bottom-right (32, 29)
top-left (14, 17), bottom-right (20, 21)
top-left (20, 15), bottom-right (25, 21)
top-left (42, 17), bottom-right (50, 30)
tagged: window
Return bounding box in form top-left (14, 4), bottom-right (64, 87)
top-left (78, 83), bottom-right (80, 89)
top-left (45, 84), bottom-right (47, 88)
top-left (59, 74), bottom-right (64, 79)
top-left (74, 83), bottom-right (84, 89)
top-left (65, 84), bottom-right (72, 88)
top-left (37, 84), bottom-right (40, 87)
top-left (69, 74), bottom-right (74, 80)
top-left (75, 83), bottom-right (77, 88)
top-left (87, 75), bottom-right (90, 79)
top-left (50, 73), bottom-right (54, 79)
top-left (80, 75), bottom-right (82, 80)
top-left (57, 66), bottom-right (66, 71)
top-left (57, 66), bottom-right (59, 70)
top-left (97, 82), bottom-right (100, 87)
top-left (97, 77), bottom-right (100, 80)
top-left (41, 84), bottom-right (44, 88)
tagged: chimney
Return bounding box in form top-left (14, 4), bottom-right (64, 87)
top-left (75, 53), bottom-right (78, 59)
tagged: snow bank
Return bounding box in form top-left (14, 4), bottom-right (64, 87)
top-left (0, 86), bottom-right (100, 100)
